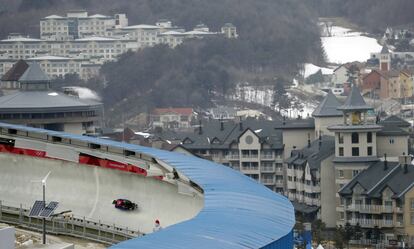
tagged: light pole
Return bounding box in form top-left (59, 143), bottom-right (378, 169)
top-left (40, 171), bottom-right (51, 244)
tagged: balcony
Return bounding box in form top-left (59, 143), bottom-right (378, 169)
top-left (275, 180), bottom-right (284, 187)
top-left (346, 204), bottom-right (393, 213)
top-left (287, 181), bottom-right (295, 189)
top-left (241, 154), bottom-right (258, 159)
top-left (261, 178), bottom-right (275, 185)
top-left (275, 167), bottom-right (284, 174)
top-left (275, 155), bottom-right (283, 163)
top-left (261, 166), bottom-right (275, 173)
top-left (241, 166), bottom-right (259, 173)
top-left (260, 154), bottom-right (274, 160)
top-left (225, 154), bottom-right (239, 160)
top-left (349, 219), bottom-right (397, 228)
top-left (394, 207), bottom-right (403, 213)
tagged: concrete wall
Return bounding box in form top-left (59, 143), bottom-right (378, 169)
top-left (404, 187), bottom-right (414, 247)
top-left (335, 131), bottom-right (377, 157)
top-left (63, 122), bottom-right (83, 135)
top-left (283, 129), bottom-right (315, 159)
top-left (377, 135), bottom-right (408, 157)
top-left (0, 153), bottom-right (203, 234)
top-left (314, 117), bottom-right (342, 137)
top-left (320, 155), bottom-right (336, 228)
top-left (0, 227), bottom-right (14, 249)
top-left (238, 129), bottom-right (260, 150)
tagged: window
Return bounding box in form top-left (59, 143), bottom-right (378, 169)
top-left (339, 147), bottom-right (344, 156)
top-left (352, 170), bottom-right (360, 177)
top-left (411, 199), bottom-right (414, 209)
top-left (390, 138), bottom-right (395, 144)
top-left (367, 146), bottom-right (373, 156)
top-left (340, 212), bottom-right (345, 220)
top-left (338, 133), bottom-right (344, 144)
top-left (352, 147), bottom-right (359, 156)
top-left (352, 132), bottom-right (359, 143)
top-left (367, 132), bottom-right (372, 143)
top-left (339, 170), bottom-right (344, 178)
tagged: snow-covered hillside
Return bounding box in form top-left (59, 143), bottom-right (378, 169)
top-left (322, 26), bottom-right (382, 64)
top-left (230, 83), bottom-right (322, 118)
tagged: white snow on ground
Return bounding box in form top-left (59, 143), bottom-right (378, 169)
top-left (69, 87), bottom-right (101, 100)
top-left (230, 83), bottom-right (319, 119)
top-left (322, 26), bottom-right (382, 64)
top-left (303, 63), bottom-right (334, 78)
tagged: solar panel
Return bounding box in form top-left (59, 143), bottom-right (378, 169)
top-left (29, 200), bottom-right (45, 217)
top-left (39, 201), bottom-right (59, 218)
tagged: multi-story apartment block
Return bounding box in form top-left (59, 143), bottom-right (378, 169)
top-left (159, 118), bottom-right (315, 194)
top-left (339, 156), bottom-right (414, 247)
top-left (0, 35), bottom-right (137, 62)
top-left (0, 56), bottom-right (99, 80)
top-left (150, 108), bottom-right (195, 130)
top-left (286, 136), bottom-right (335, 218)
top-left (285, 86), bottom-right (410, 230)
top-left (40, 11), bottom-right (128, 40)
top-left (0, 12), bottom-right (237, 80)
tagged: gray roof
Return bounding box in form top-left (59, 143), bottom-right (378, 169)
top-left (377, 115), bottom-right (410, 136)
top-left (286, 136), bottom-right (335, 172)
top-left (381, 44), bottom-right (389, 54)
top-left (380, 115), bottom-right (411, 128)
top-left (0, 91), bottom-right (102, 113)
top-left (158, 119), bottom-right (285, 150)
top-left (339, 161), bottom-right (414, 199)
top-left (274, 118), bottom-right (315, 129)
top-left (337, 85), bottom-right (372, 111)
top-left (377, 125), bottom-right (409, 136)
top-left (333, 156), bottom-right (380, 163)
top-left (328, 124), bottom-right (382, 132)
top-left (19, 62), bottom-right (50, 83)
top-left (312, 91), bottom-right (342, 117)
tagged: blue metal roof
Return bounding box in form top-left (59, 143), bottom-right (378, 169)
top-left (0, 122), bottom-right (295, 249)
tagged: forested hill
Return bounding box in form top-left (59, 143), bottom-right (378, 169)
top-left (305, 0), bottom-right (414, 33)
top-left (0, 0), bottom-right (325, 124)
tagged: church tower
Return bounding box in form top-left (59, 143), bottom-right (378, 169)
top-left (379, 44), bottom-right (391, 71)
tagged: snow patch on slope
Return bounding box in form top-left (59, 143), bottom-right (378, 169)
top-left (322, 26), bottom-right (382, 64)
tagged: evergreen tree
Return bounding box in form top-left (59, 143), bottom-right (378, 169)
top-left (334, 225), bottom-right (345, 249)
top-left (272, 77), bottom-right (291, 114)
top-left (346, 64), bottom-right (359, 86)
top-left (311, 219), bottom-right (326, 245)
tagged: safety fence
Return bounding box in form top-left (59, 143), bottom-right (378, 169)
top-left (0, 200), bottom-right (142, 245)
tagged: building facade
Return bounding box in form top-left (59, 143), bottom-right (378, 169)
top-left (0, 62), bottom-right (103, 134)
top-left (40, 11), bottom-right (128, 40)
top-left (150, 108), bottom-right (194, 129)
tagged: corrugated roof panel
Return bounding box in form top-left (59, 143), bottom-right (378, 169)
top-left (0, 122), bottom-right (294, 249)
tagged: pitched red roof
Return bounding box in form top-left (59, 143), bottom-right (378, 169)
top-left (1, 60), bottom-right (29, 81)
top-left (362, 69), bottom-right (386, 80)
top-left (152, 108), bottom-right (193, 116)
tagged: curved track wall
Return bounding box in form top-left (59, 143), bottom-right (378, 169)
top-left (0, 122), bottom-right (295, 249)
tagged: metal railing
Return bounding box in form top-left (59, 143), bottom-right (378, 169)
top-left (0, 201), bottom-right (142, 245)
top-left (346, 204), bottom-right (394, 213)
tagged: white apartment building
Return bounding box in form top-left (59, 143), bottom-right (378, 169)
top-left (0, 56), bottom-right (99, 80)
top-left (0, 12), bottom-right (237, 80)
top-left (0, 35), bottom-right (137, 61)
top-left (40, 11), bottom-right (128, 40)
